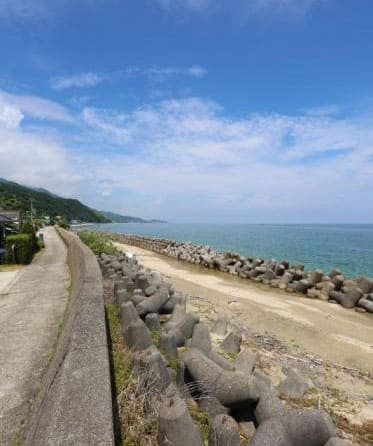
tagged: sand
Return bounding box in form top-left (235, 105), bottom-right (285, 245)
top-left (114, 241), bottom-right (373, 374)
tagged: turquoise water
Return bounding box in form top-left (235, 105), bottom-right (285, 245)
top-left (91, 223), bottom-right (373, 278)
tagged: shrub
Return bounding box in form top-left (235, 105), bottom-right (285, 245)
top-left (57, 221), bottom-right (70, 230)
top-left (21, 221), bottom-right (40, 253)
top-left (79, 230), bottom-right (118, 255)
top-left (21, 221), bottom-right (35, 234)
top-left (6, 234), bottom-right (35, 264)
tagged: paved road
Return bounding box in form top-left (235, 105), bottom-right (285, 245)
top-left (0, 227), bottom-right (69, 445)
top-left (0, 269), bottom-right (20, 295)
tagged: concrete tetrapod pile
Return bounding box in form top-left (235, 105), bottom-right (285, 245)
top-left (98, 250), bottom-right (354, 446)
top-left (108, 232), bottom-right (373, 314)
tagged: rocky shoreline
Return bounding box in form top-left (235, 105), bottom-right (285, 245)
top-left (98, 249), bottom-right (357, 445)
top-left (105, 232), bottom-right (373, 314)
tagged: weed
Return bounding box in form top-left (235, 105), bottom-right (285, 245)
top-left (150, 330), bottom-right (161, 349)
top-left (79, 230), bottom-right (119, 255)
top-left (359, 368), bottom-right (369, 378)
top-left (163, 352), bottom-right (178, 370)
top-left (105, 303), bottom-right (158, 445)
top-left (218, 351), bottom-right (237, 361)
top-left (106, 304), bottom-right (132, 388)
top-left (289, 338), bottom-right (300, 349)
top-left (12, 433), bottom-right (21, 446)
top-left (189, 407), bottom-right (211, 441)
top-left (56, 319), bottom-right (64, 337)
top-left (45, 352), bottom-right (53, 364)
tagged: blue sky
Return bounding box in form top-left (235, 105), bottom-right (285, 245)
top-left (1, 0), bottom-right (373, 222)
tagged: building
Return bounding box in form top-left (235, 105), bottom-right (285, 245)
top-left (0, 210), bottom-right (21, 228)
top-left (0, 214), bottom-right (13, 263)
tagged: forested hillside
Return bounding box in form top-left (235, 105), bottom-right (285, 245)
top-left (0, 179), bottom-right (108, 223)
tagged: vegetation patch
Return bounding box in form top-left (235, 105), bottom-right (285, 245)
top-left (79, 230), bottom-right (119, 256)
top-left (12, 432), bottom-right (21, 446)
top-left (105, 303), bottom-right (159, 446)
top-left (163, 353), bottom-right (178, 371)
top-left (189, 406), bottom-right (211, 441)
top-left (218, 350), bottom-right (238, 361)
top-left (5, 234), bottom-right (36, 264)
top-left (150, 330), bottom-right (161, 349)
top-left (0, 178), bottom-right (109, 222)
top-left (5, 220), bottom-right (41, 265)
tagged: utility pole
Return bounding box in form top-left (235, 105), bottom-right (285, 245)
top-left (30, 198), bottom-right (33, 225)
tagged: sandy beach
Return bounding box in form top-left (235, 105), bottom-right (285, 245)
top-left (114, 241), bottom-right (373, 374)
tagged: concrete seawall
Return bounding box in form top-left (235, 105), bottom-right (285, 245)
top-left (23, 228), bottom-right (115, 446)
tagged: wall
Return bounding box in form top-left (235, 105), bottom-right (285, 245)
top-left (23, 228), bottom-right (115, 446)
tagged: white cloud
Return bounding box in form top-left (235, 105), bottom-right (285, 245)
top-left (124, 66), bottom-right (207, 82)
top-left (50, 72), bottom-right (108, 90)
top-left (0, 90), bottom-right (73, 123)
top-left (0, 127), bottom-right (79, 194)
top-left (0, 0), bottom-right (49, 20)
top-left (188, 66), bottom-right (208, 78)
top-left (79, 96), bottom-right (373, 221)
top-left (156, 0), bottom-right (212, 12)
top-left (156, 0), bottom-right (322, 17)
top-left (1, 86), bottom-right (372, 222)
top-left (304, 104), bottom-right (341, 117)
top-left (0, 0), bottom-right (111, 22)
top-left (0, 102), bottom-right (24, 129)
top-left (253, 0), bottom-right (320, 14)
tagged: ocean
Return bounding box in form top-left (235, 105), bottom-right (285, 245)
top-left (90, 223), bottom-right (373, 278)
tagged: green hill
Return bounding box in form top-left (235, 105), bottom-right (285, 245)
top-left (0, 179), bottom-right (108, 223)
top-left (99, 210), bottom-right (167, 224)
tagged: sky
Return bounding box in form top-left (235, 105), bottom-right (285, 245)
top-left (0, 0), bottom-right (373, 223)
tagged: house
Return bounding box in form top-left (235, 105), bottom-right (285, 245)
top-left (0, 210), bottom-right (21, 228)
top-left (0, 214), bottom-right (13, 263)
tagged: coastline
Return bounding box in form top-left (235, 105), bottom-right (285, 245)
top-left (105, 238), bottom-right (373, 443)
top-left (90, 222), bottom-right (373, 278)
top-left (113, 240), bottom-right (373, 374)
top-left (105, 232), bottom-right (373, 316)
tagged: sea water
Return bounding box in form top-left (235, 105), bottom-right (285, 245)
top-left (90, 223), bottom-right (373, 278)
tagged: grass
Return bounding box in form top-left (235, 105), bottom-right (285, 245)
top-left (37, 240), bottom-right (45, 250)
top-left (289, 338), bottom-right (300, 349)
top-left (218, 351), bottom-right (238, 361)
top-left (44, 351), bottom-right (54, 364)
top-left (150, 330), bottom-right (161, 349)
top-left (12, 433), bottom-right (21, 446)
top-left (163, 353), bottom-right (178, 371)
top-left (56, 319), bottom-right (64, 338)
top-left (150, 329), bottom-right (179, 370)
top-left (106, 304), bottom-right (132, 389)
top-left (189, 407), bottom-right (211, 441)
top-left (79, 230), bottom-right (119, 256)
top-left (105, 303), bottom-right (159, 446)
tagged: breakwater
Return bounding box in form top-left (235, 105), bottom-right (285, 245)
top-left (107, 232), bottom-right (373, 314)
top-left (98, 250), bottom-right (354, 445)
top-left (91, 223), bottom-right (373, 278)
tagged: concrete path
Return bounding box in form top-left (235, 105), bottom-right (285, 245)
top-left (0, 269), bottom-right (21, 295)
top-left (0, 227), bottom-right (69, 446)
top-left (115, 242), bottom-right (373, 374)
